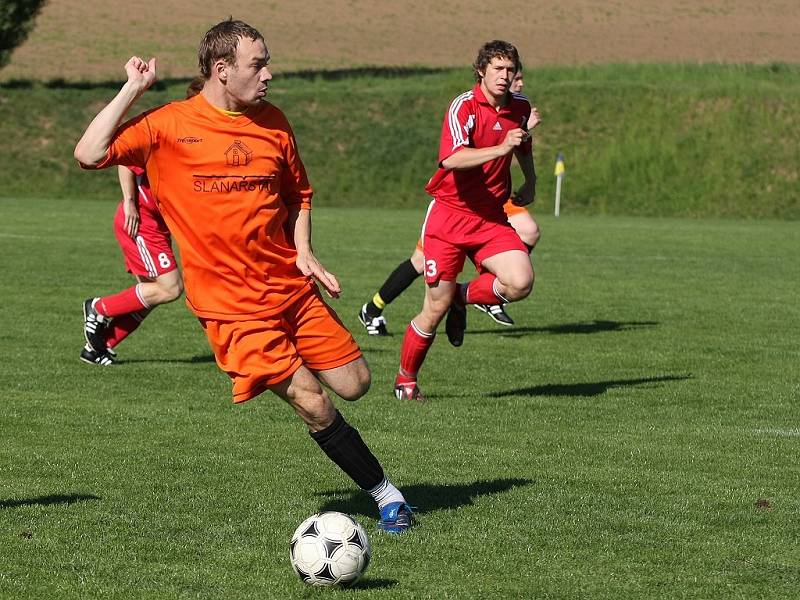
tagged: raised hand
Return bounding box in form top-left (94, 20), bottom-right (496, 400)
top-left (124, 56), bottom-right (157, 94)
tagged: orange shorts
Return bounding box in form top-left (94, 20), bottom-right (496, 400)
top-left (415, 198), bottom-right (529, 252)
top-left (200, 286), bottom-right (362, 403)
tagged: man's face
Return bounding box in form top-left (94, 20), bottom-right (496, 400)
top-left (480, 56), bottom-right (517, 100)
top-left (226, 37), bottom-right (272, 108)
top-left (510, 71), bottom-right (524, 94)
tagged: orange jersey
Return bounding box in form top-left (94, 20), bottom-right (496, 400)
top-left (88, 94), bottom-right (313, 320)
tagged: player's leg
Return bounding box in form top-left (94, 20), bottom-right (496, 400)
top-left (471, 249), bottom-right (534, 303)
top-left (395, 279), bottom-right (456, 400)
top-left (83, 207), bottom-right (182, 355)
top-left (508, 209), bottom-right (540, 251)
top-left (102, 270), bottom-right (184, 353)
top-left (359, 247), bottom-right (424, 336)
top-left (473, 208), bottom-right (539, 326)
top-left (270, 366), bottom-right (414, 533)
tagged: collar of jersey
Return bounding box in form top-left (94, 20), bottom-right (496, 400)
top-left (190, 93), bottom-right (268, 128)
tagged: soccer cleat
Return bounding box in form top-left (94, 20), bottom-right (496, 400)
top-left (83, 298), bottom-right (107, 353)
top-left (393, 379), bottom-right (425, 402)
top-left (445, 301), bottom-right (467, 347)
top-left (79, 344), bottom-right (115, 366)
top-left (473, 303), bottom-right (515, 326)
top-left (378, 502), bottom-right (415, 534)
top-left (358, 304), bottom-right (388, 336)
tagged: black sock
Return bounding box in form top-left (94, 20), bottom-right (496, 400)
top-left (377, 259), bottom-right (421, 306)
top-left (310, 411), bottom-right (385, 490)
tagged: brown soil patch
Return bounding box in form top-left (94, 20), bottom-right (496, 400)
top-left (2, 0), bottom-right (799, 82)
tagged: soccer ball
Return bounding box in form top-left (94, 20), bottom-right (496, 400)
top-left (289, 511), bottom-right (371, 586)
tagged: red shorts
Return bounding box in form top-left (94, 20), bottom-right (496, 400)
top-left (113, 203), bottom-right (177, 278)
top-left (414, 198), bottom-right (529, 253)
top-left (200, 286), bottom-right (362, 403)
top-left (421, 201), bottom-right (527, 284)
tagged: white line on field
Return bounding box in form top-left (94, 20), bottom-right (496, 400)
top-left (753, 428), bottom-right (800, 438)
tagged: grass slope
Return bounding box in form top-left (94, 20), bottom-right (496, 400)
top-left (1, 63), bottom-right (799, 218)
top-left (1, 198), bottom-right (798, 598)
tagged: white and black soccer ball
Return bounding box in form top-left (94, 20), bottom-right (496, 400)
top-left (289, 511), bottom-right (371, 586)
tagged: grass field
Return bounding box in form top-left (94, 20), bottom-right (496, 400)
top-left (1, 198), bottom-right (798, 598)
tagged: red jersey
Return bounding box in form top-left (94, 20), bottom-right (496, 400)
top-left (85, 93), bottom-right (314, 320)
top-left (126, 165), bottom-right (161, 220)
top-left (425, 83), bottom-right (532, 221)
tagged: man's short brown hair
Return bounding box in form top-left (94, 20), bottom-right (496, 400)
top-left (198, 18), bottom-right (264, 78)
top-left (473, 40), bottom-right (520, 81)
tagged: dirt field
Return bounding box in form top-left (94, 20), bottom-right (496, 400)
top-left (2, 0), bottom-right (799, 81)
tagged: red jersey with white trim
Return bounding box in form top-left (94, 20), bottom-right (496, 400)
top-left (425, 83), bottom-right (531, 221)
top-left (126, 165), bottom-right (161, 221)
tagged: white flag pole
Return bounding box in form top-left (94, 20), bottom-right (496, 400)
top-left (554, 152), bottom-right (565, 217)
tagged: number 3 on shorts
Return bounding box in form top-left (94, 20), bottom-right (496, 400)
top-left (158, 252), bottom-right (172, 269)
top-left (425, 259), bottom-right (437, 278)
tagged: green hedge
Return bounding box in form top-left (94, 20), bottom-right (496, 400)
top-left (1, 63), bottom-right (798, 218)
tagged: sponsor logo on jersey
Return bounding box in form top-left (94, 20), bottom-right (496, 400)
top-left (225, 140), bottom-right (253, 166)
top-left (192, 174), bottom-right (276, 193)
top-left (177, 136), bottom-right (203, 144)
top-left (493, 122), bottom-right (502, 131)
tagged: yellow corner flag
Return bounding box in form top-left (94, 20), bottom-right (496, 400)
top-left (554, 152), bottom-right (566, 177)
top-left (554, 152), bottom-right (565, 217)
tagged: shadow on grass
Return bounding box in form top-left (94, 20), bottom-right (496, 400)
top-left (489, 374), bottom-right (692, 398)
top-left (469, 319), bottom-right (659, 338)
top-left (119, 354), bottom-right (216, 365)
top-left (351, 578), bottom-right (399, 590)
top-left (0, 493), bottom-right (101, 509)
top-left (316, 478), bottom-right (531, 518)
top-left (1, 66), bottom-right (450, 91)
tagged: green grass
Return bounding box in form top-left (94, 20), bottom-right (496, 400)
top-left (1, 197), bottom-right (798, 598)
top-left (1, 62), bottom-right (800, 218)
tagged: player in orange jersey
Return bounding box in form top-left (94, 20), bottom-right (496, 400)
top-left (74, 19), bottom-right (413, 533)
top-left (358, 64), bottom-right (541, 335)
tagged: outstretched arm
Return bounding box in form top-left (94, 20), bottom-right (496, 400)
top-left (74, 57), bottom-right (157, 167)
top-left (288, 207), bottom-right (341, 298)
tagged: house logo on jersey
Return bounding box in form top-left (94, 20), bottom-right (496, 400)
top-left (225, 140), bottom-right (253, 166)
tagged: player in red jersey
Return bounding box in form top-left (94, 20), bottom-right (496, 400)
top-left (80, 164), bottom-right (183, 365)
top-left (358, 63), bottom-right (542, 334)
top-left (394, 40), bottom-right (537, 401)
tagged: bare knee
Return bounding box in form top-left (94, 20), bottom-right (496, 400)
top-left (500, 271), bottom-right (534, 301)
top-left (336, 362), bottom-right (371, 401)
top-left (316, 358), bottom-right (371, 402)
top-left (154, 275), bottom-right (183, 304)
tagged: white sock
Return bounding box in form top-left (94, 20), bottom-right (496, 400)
top-left (367, 476), bottom-right (405, 509)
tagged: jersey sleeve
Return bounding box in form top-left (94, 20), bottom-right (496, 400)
top-left (437, 92), bottom-right (474, 165)
top-left (280, 121), bottom-right (313, 211)
top-left (81, 112), bottom-right (153, 171)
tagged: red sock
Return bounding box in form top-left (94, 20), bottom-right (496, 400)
top-left (466, 273), bottom-right (506, 304)
top-left (105, 309), bottom-right (152, 349)
top-left (95, 285), bottom-right (148, 317)
top-left (398, 322), bottom-right (435, 379)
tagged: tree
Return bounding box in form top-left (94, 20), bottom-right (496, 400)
top-left (0, 0), bottom-right (48, 71)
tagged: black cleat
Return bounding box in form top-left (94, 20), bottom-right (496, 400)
top-left (473, 303), bottom-right (515, 326)
top-left (445, 301), bottom-right (467, 347)
top-left (358, 304), bottom-right (388, 336)
top-left (83, 298), bottom-right (107, 353)
top-left (79, 344), bottom-right (115, 366)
